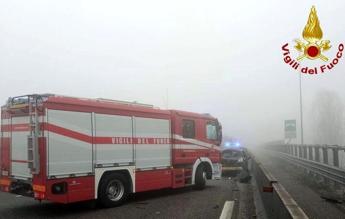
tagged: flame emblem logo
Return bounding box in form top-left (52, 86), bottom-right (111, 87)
top-left (282, 6), bottom-right (343, 75)
top-left (294, 6), bottom-right (331, 61)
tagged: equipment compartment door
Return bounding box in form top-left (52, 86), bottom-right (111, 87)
top-left (11, 116), bottom-right (31, 179)
top-left (134, 117), bottom-right (171, 168)
top-left (47, 110), bottom-right (93, 177)
top-left (95, 114), bottom-right (133, 165)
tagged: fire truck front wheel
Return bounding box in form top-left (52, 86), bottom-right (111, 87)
top-left (98, 173), bottom-right (129, 207)
top-left (194, 164), bottom-right (207, 190)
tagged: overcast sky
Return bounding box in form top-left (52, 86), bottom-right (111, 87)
top-left (1, 0), bottom-right (345, 146)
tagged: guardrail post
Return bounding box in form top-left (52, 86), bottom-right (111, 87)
top-left (322, 147), bottom-right (328, 165)
top-left (298, 146), bottom-right (302, 157)
top-left (292, 145), bottom-right (297, 157)
top-left (303, 146), bottom-right (307, 159)
top-left (290, 145), bottom-right (293, 155)
top-left (308, 146), bottom-right (313, 160)
top-left (332, 147), bottom-right (339, 167)
top-left (283, 145), bottom-right (287, 153)
top-left (315, 146), bottom-right (320, 162)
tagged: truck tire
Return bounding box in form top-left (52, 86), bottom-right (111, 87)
top-left (194, 164), bottom-right (206, 190)
top-left (98, 173), bottom-right (129, 208)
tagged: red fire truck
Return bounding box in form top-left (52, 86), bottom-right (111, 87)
top-left (0, 94), bottom-right (222, 207)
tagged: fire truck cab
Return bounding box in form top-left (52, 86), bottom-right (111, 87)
top-left (0, 94), bottom-right (222, 207)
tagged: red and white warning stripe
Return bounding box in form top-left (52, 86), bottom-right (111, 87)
top-left (2, 122), bottom-right (220, 150)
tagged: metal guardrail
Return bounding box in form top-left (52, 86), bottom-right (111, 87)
top-left (267, 144), bottom-right (345, 187)
top-left (274, 152), bottom-right (345, 186)
top-left (272, 144), bottom-right (345, 168)
top-left (248, 150), bottom-right (309, 219)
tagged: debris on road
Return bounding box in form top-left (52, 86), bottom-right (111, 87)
top-left (239, 170), bottom-right (251, 183)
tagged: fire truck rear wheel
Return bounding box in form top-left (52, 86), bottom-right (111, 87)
top-left (194, 164), bottom-right (206, 190)
top-left (98, 173), bottom-right (129, 208)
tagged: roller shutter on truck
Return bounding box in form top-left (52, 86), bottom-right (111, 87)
top-left (94, 113), bottom-right (134, 165)
top-left (94, 115), bottom-right (171, 168)
top-left (133, 117), bottom-right (171, 169)
top-left (46, 109), bottom-right (171, 177)
top-left (11, 116), bottom-right (32, 179)
top-left (47, 110), bottom-right (93, 177)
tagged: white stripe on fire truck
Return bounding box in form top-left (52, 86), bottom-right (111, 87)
top-left (0, 121), bottom-right (220, 150)
top-left (176, 144), bottom-right (220, 150)
top-left (1, 119), bottom-right (9, 125)
top-left (172, 134), bottom-right (220, 150)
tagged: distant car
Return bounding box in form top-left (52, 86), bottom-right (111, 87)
top-left (221, 148), bottom-right (244, 173)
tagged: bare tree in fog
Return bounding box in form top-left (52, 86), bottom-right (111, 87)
top-left (311, 90), bottom-right (344, 145)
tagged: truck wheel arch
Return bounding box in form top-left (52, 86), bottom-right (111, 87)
top-left (191, 158), bottom-right (214, 184)
top-left (95, 166), bottom-right (135, 199)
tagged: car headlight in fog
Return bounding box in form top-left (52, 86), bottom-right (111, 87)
top-left (238, 157), bottom-right (243, 162)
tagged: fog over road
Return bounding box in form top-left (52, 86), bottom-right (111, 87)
top-left (1, 1), bottom-right (345, 146)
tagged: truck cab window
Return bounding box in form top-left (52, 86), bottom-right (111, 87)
top-left (182, 119), bottom-right (195, 138)
top-left (206, 122), bottom-right (217, 140)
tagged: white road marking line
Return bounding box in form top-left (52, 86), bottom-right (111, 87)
top-left (219, 201), bottom-right (234, 219)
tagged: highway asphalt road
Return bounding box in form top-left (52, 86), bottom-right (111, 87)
top-left (0, 178), bottom-right (240, 219)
